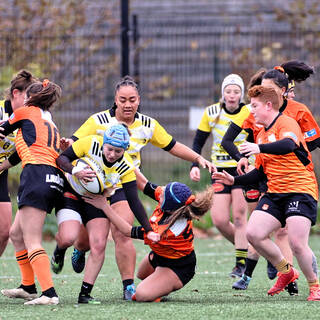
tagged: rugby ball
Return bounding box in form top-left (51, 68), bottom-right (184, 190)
top-left (67, 157), bottom-right (105, 195)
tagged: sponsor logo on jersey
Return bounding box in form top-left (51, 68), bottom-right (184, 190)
top-left (283, 131), bottom-right (298, 142)
top-left (9, 113), bottom-right (15, 120)
top-left (267, 134), bottom-right (276, 142)
top-left (304, 128), bottom-right (316, 138)
top-left (262, 203), bottom-right (269, 210)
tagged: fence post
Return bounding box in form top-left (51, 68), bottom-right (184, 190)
top-left (121, 0), bottom-right (129, 77)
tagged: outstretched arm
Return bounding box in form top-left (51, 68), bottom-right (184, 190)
top-left (169, 141), bottom-right (216, 173)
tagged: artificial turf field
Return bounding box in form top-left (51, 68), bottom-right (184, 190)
top-left (1, 236), bottom-right (320, 320)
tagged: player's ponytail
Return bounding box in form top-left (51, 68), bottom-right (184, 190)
top-left (281, 60), bottom-right (314, 83)
top-left (25, 79), bottom-right (62, 110)
top-left (5, 69), bottom-right (37, 100)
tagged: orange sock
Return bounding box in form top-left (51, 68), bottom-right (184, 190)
top-left (275, 259), bottom-right (292, 274)
top-left (16, 249), bottom-right (35, 286)
top-left (28, 248), bottom-right (54, 292)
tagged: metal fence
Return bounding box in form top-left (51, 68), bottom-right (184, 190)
top-left (1, 5), bottom-right (319, 184)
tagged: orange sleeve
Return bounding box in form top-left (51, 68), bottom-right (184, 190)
top-left (295, 108), bottom-right (320, 142)
top-left (277, 117), bottom-right (300, 144)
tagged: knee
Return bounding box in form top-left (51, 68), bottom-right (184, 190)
top-left (135, 288), bottom-right (151, 302)
top-left (211, 213), bottom-right (229, 229)
top-left (275, 227), bottom-right (288, 240)
top-left (58, 236), bottom-right (76, 249)
top-left (9, 225), bottom-right (21, 243)
top-left (246, 227), bottom-right (261, 246)
top-left (288, 238), bottom-right (304, 256)
top-left (90, 238), bottom-right (106, 256)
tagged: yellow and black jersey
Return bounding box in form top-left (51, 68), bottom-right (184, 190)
top-left (72, 108), bottom-right (173, 168)
top-left (0, 100), bottom-right (16, 165)
top-left (198, 102), bottom-right (251, 167)
top-left (68, 135), bottom-right (136, 192)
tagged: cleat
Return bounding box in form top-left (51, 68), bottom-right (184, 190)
top-left (24, 295), bottom-right (59, 305)
top-left (285, 280), bottom-right (299, 296)
top-left (268, 268), bottom-right (299, 296)
top-left (307, 284), bottom-right (320, 301)
top-left (78, 294), bottom-right (101, 304)
top-left (232, 274), bottom-right (251, 290)
top-left (229, 265), bottom-right (245, 278)
top-left (51, 245), bottom-right (65, 274)
top-left (1, 287), bottom-right (37, 300)
top-left (71, 248), bottom-right (86, 273)
top-left (123, 284), bottom-right (136, 301)
top-left (267, 260), bottom-right (277, 280)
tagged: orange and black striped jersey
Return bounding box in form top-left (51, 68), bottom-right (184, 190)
top-left (2, 106), bottom-right (60, 168)
top-left (143, 188), bottom-right (194, 259)
top-left (241, 99), bottom-right (320, 144)
top-left (255, 114), bottom-right (318, 200)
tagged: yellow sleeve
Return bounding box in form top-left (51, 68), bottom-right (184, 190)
top-left (198, 109), bottom-right (211, 132)
top-left (232, 105), bottom-right (251, 128)
top-left (73, 116), bottom-right (99, 139)
top-left (120, 168), bottom-right (136, 184)
top-left (120, 153), bottom-right (137, 184)
top-left (71, 136), bottom-right (92, 158)
top-left (149, 120), bottom-right (173, 148)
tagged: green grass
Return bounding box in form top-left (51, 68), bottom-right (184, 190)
top-left (1, 237), bottom-right (320, 320)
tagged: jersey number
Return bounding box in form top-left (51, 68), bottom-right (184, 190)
top-left (44, 122), bottom-right (59, 152)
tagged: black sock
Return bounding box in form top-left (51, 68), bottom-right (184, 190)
top-left (235, 249), bottom-right (248, 267)
top-left (122, 279), bottom-right (134, 290)
top-left (244, 258), bottom-right (258, 277)
top-left (80, 282), bottom-right (93, 296)
top-left (42, 287), bottom-right (58, 298)
top-left (19, 284), bottom-right (37, 294)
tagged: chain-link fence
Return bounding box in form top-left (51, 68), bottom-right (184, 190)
top-left (1, 1), bottom-right (319, 185)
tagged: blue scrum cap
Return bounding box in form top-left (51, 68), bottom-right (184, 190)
top-left (161, 182), bottom-right (192, 211)
top-left (103, 124), bottom-right (130, 150)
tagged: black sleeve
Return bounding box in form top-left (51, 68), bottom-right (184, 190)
top-left (122, 180), bottom-right (152, 233)
top-left (163, 138), bottom-right (176, 151)
top-left (143, 181), bottom-right (158, 201)
top-left (258, 138), bottom-right (296, 155)
top-left (0, 120), bottom-right (20, 136)
top-left (70, 135), bottom-right (79, 142)
top-left (8, 151), bottom-right (21, 166)
top-left (56, 147), bottom-right (79, 173)
top-left (190, 129), bottom-right (210, 168)
top-left (130, 226), bottom-right (144, 240)
top-left (234, 167), bottom-right (265, 186)
top-left (221, 122), bottom-right (243, 161)
top-left (306, 137), bottom-right (320, 152)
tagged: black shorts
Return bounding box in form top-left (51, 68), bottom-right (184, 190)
top-left (255, 193), bottom-right (318, 227)
top-left (211, 167), bottom-right (243, 194)
top-left (58, 184), bottom-right (107, 226)
top-left (148, 250), bottom-right (196, 286)
top-left (18, 164), bottom-right (64, 213)
top-left (0, 170), bottom-right (10, 202)
top-left (108, 188), bottom-right (127, 205)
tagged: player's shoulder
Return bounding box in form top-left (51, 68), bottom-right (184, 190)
top-left (206, 102), bottom-right (221, 117)
top-left (91, 108), bottom-right (115, 125)
top-left (287, 99), bottom-right (311, 112)
top-left (135, 111), bottom-right (155, 128)
top-left (115, 152), bottom-right (134, 175)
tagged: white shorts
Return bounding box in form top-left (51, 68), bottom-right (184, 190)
top-left (56, 208), bottom-right (82, 225)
